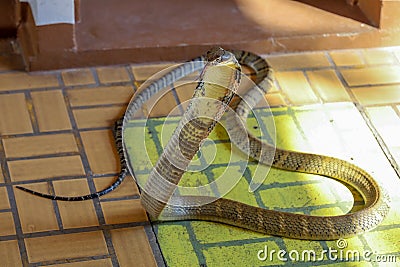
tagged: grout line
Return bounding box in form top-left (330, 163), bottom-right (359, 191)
top-left (184, 221), bottom-right (208, 266)
top-left (90, 67), bottom-right (101, 87)
top-left (8, 172), bottom-right (128, 187)
top-left (24, 91), bottom-right (40, 134)
top-left (71, 103), bottom-right (128, 110)
top-left (6, 152), bottom-right (82, 162)
top-left (0, 86), bottom-right (62, 95)
top-left (302, 70), bottom-right (324, 104)
top-left (0, 136), bottom-right (29, 266)
top-left (28, 255), bottom-right (112, 267)
top-left (125, 65), bottom-right (138, 93)
top-left (144, 224), bottom-right (167, 267)
top-left (48, 181), bottom-right (64, 231)
top-left (15, 221), bottom-right (150, 239)
top-left (102, 230), bottom-right (120, 267)
top-left (0, 208), bottom-right (12, 212)
top-left (1, 129), bottom-right (75, 139)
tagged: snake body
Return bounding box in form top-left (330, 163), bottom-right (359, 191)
top-left (17, 48), bottom-right (390, 240)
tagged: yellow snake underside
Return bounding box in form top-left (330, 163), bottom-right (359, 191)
top-left (121, 48), bottom-right (390, 240)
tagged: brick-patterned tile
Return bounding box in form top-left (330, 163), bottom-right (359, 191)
top-left (366, 106), bottom-right (400, 149)
top-left (31, 90), bottom-right (72, 132)
top-left (0, 212), bottom-right (15, 236)
top-left (266, 52), bottom-right (330, 70)
top-left (25, 231), bottom-right (108, 263)
top-left (275, 71), bottom-right (319, 105)
top-left (14, 183), bottom-right (59, 233)
top-left (131, 63), bottom-right (174, 81)
top-left (329, 50), bottom-right (364, 67)
top-left (307, 69), bottom-right (351, 102)
top-left (111, 227), bottom-right (157, 267)
top-left (362, 49), bottom-right (397, 65)
top-left (80, 130), bottom-right (118, 175)
top-left (264, 93), bottom-right (287, 107)
top-left (73, 106), bottom-right (125, 129)
top-left (148, 89), bottom-right (179, 117)
top-left (0, 93), bottom-right (33, 135)
top-left (97, 66), bottom-right (131, 84)
top-left (62, 69), bottom-right (95, 86)
top-left (94, 175), bottom-right (139, 199)
top-left (8, 155), bottom-right (85, 182)
top-left (340, 66), bottom-right (400, 87)
top-left (352, 85), bottom-right (400, 106)
top-left (43, 258), bottom-right (113, 267)
top-left (0, 72), bottom-right (59, 91)
top-left (174, 82), bottom-right (197, 113)
top-left (0, 187), bottom-right (10, 209)
top-left (101, 199), bottom-right (147, 224)
top-left (53, 179), bottom-right (99, 228)
top-left (67, 86), bottom-right (133, 107)
top-left (3, 133), bottom-right (78, 158)
top-left (0, 240), bottom-right (22, 266)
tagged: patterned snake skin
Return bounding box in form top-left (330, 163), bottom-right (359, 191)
top-left (17, 48), bottom-right (390, 240)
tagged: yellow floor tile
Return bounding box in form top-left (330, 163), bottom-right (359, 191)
top-left (31, 90), bottom-right (72, 132)
top-left (148, 90), bottom-right (179, 117)
top-left (111, 227), bottom-right (157, 267)
top-left (362, 48), bottom-right (397, 65)
top-left (62, 69), bottom-right (96, 86)
top-left (329, 50), bottom-right (364, 66)
top-left (264, 93), bottom-right (287, 107)
top-left (25, 231), bottom-right (108, 263)
top-left (275, 71), bottom-right (319, 105)
top-left (14, 183), bottom-right (59, 233)
top-left (101, 199), bottom-right (147, 224)
top-left (352, 85), bottom-right (400, 105)
top-left (340, 66), bottom-right (400, 86)
top-left (53, 179), bottom-right (99, 228)
top-left (73, 106), bottom-right (125, 128)
top-left (0, 240), bottom-right (22, 266)
top-left (175, 82), bottom-right (197, 108)
top-left (97, 66), bottom-right (131, 83)
top-left (307, 69), bottom-right (351, 102)
top-left (80, 130), bottom-right (119, 174)
top-left (8, 155), bottom-right (85, 182)
top-left (0, 212), bottom-right (16, 236)
top-left (0, 93), bottom-right (33, 135)
top-left (267, 52), bottom-right (331, 70)
top-left (67, 85), bottom-right (133, 107)
top-left (94, 175), bottom-right (139, 199)
top-left (0, 187), bottom-right (10, 210)
top-left (131, 63), bottom-right (175, 81)
top-left (0, 72), bottom-right (59, 91)
top-left (3, 133), bottom-right (78, 158)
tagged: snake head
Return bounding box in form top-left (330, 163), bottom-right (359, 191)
top-left (205, 47), bottom-right (237, 65)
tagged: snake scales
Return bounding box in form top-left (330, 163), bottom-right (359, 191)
top-left (17, 48), bottom-right (390, 240)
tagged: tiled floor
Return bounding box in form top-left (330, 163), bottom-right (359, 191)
top-left (0, 46), bottom-right (400, 267)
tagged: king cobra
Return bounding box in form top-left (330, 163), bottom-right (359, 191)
top-left (17, 48), bottom-right (390, 240)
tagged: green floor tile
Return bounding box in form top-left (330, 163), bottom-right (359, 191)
top-left (124, 103), bottom-right (400, 266)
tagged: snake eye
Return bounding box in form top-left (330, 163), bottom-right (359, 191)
top-left (221, 52), bottom-right (231, 61)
